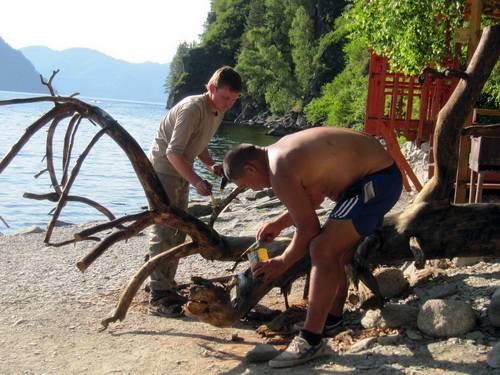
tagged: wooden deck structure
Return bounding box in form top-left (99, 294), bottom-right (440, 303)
top-left (363, 0), bottom-right (500, 198)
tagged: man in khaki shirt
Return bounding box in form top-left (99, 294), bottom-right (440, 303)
top-left (148, 66), bottom-right (242, 316)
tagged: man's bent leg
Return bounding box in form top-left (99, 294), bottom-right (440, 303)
top-left (149, 222), bottom-right (186, 292)
top-left (304, 219), bottom-right (362, 334)
top-left (270, 220), bottom-right (362, 368)
top-left (328, 247), bottom-right (355, 317)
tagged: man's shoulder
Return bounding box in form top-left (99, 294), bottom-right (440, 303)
top-left (268, 145), bottom-right (297, 169)
top-left (164, 95), bottom-right (205, 122)
top-left (175, 94), bottom-right (206, 109)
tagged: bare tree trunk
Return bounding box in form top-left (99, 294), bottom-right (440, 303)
top-left (415, 24), bottom-right (500, 204)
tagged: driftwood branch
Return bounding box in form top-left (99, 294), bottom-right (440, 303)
top-left (0, 104), bottom-right (76, 174)
top-left (50, 236), bottom-right (101, 248)
top-left (73, 211), bottom-right (153, 240)
top-left (100, 241), bottom-right (198, 330)
top-left (76, 210), bottom-right (156, 272)
top-left (46, 115), bottom-right (68, 194)
top-left (0, 216), bottom-right (10, 228)
top-left (40, 69), bottom-right (60, 97)
top-left (209, 185), bottom-right (247, 227)
top-left (34, 168), bottom-right (48, 179)
top-left (45, 128), bottom-right (108, 243)
top-left (23, 192), bottom-right (117, 222)
top-left (61, 114), bottom-right (83, 186)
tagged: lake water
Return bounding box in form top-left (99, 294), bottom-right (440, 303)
top-left (0, 91), bottom-right (275, 235)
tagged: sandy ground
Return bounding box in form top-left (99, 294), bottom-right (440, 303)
top-left (0, 225), bottom-right (307, 375)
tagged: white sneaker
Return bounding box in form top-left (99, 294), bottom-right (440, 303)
top-left (268, 335), bottom-right (328, 368)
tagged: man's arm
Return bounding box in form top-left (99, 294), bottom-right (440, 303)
top-left (256, 211), bottom-right (293, 242)
top-left (167, 152), bottom-right (211, 195)
top-left (276, 180), bottom-right (321, 267)
top-left (257, 192), bottom-right (325, 242)
top-left (198, 147), bottom-right (223, 176)
top-left (253, 173), bottom-right (321, 282)
top-left (167, 152), bottom-right (203, 186)
top-left (165, 105), bottom-right (212, 195)
top-left (198, 147), bottom-right (215, 168)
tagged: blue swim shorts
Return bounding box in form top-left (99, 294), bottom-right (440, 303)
top-left (329, 163), bottom-right (403, 236)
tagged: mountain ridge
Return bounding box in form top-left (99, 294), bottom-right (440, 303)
top-left (21, 45), bottom-right (169, 103)
top-left (0, 37), bottom-right (47, 94)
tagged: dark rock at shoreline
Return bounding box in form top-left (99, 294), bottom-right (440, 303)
top-left (267, 125), bottom-right (303, 137)
top-left (237, 111), bottom-right (320, 137)
top-left (265, 112), bottom-right (310, 136)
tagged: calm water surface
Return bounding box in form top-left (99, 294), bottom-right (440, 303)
top-left (0, 91), bottom-right (275, 234)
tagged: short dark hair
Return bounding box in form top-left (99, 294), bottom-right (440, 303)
top-left (207, 66), bottom-right (242, 93)
top-left (223, 143), bottom-right (260, 181)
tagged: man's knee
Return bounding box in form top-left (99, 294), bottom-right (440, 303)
top-left (309, 234), bottom-right (357, 267)
top-left (309, 236), bottom-right (338, 264)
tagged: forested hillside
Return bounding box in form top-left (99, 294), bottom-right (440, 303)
top-left (167, 0), bottom-right (499, 127)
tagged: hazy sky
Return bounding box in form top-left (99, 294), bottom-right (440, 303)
top-left (0, 0), bottom-right (211, 64)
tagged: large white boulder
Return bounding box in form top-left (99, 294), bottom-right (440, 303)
top-left (417, 299), bottom-right (476, 337)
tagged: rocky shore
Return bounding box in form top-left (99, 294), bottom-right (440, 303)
top-left (2, 140), bottom-right (500, 373)
top-left (1, 176), bottom-right (500, 374)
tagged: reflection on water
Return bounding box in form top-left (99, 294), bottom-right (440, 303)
top-left (0, 91), bottom-right (276, 234)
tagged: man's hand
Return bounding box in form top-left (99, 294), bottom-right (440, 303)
top-left (195, 179), bottom-right (212, 196)
top-left (256, 221), bottom-right (282, 242)
top-left (210, 163), bottom-right (223, 177)
top-left (252, 255), bottom-right (288, 283)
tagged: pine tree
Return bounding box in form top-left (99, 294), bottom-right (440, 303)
top-left (289, 6), bottom-right (316, 97)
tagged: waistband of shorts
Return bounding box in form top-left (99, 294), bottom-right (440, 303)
top-left (372, 162), bottom-right (399, 176)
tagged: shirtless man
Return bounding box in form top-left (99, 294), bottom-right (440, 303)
top-left (222, 127), bottom-right (402, 368)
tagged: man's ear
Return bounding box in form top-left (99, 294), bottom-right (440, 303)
top-left (207, 83), bottom-right (216, 95)
top-left (243, 163), bottom-right (257, 174)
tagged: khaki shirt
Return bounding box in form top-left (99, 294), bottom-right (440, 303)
top-left (148, 93), bottom-right (224, 176)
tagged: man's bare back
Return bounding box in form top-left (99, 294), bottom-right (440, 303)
top-left (267, 127), bottom-right (394, 202)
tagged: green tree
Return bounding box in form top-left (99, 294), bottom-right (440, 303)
top-left (246, 0), bottom-right (266, 29)
top-left (166, 0), bottom-right (248, 108)
top-left (305, 37), bottom-right (369, 128)
top-left (202, 0), bottom-right (249, 53)
top-left (236, 28), bottom-right (271, 109)
top-left (345, 0), bottom-right (466, 74)
top-left (262, 45), bottom-right (297, 113)
top-left (237, 1), bottom-right (297, 114)
top-left (479, 61), bottom-right (500, 108)
top-left (237, 0), bottom-right (324, 114)
top-left (165, 42), bottom-right (192, 94)
top-left (168, 0), bottom-right (350, 116)
top-left (289, 6), bottom-right (316, 96)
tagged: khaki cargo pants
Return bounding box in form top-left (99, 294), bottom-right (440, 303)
top-left (149, 173), bottom-right (189, 292)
